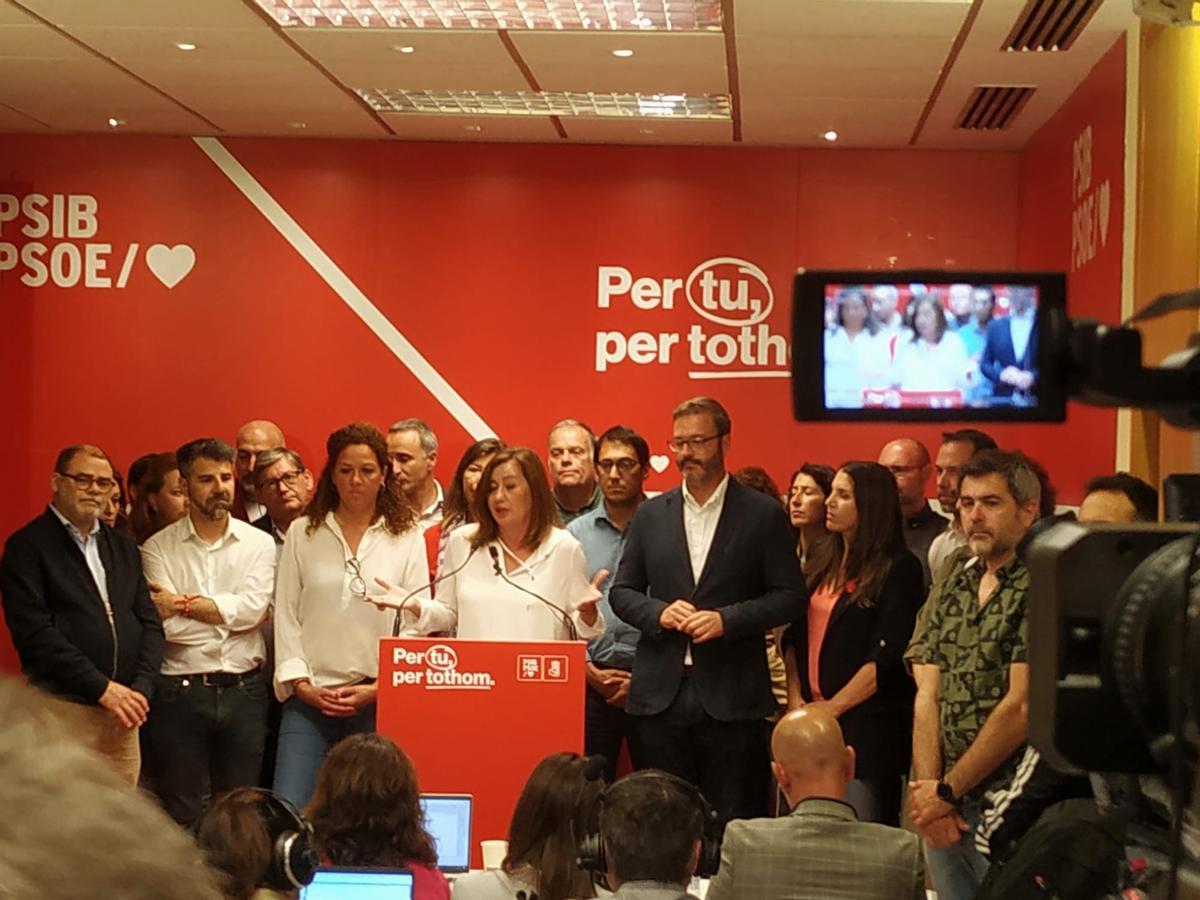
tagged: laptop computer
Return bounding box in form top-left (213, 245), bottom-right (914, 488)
top-left (420, 793), bottom-right (473, 874)
top-left (300, 867), bottom-right (414, 899)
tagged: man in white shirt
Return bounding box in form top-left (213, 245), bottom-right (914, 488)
top-left (387, 418), bottom-right (443, 533)
top-left (141, 438), bottom-right (277, 826)
top-left (232, 419), bottom-right (285, 523)
top-left (611, 397), bottom-right (805, 830)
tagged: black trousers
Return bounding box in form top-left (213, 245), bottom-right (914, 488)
top-left (633, 674), bottom-right (771, 832)
top-left (144, 670), bottom-right (269, 827)
top-left (584, 683), bottom-right (642, 782)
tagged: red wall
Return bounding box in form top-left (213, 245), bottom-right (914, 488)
top-left (0, 112), bottom-right (1121, 668)
top-left (1015, 34), bottom-right (1127, 489)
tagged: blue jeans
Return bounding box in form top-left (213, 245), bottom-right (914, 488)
top-left (925, 801), bottom-right (990, 900)
top-left (272, 696), bottom-right (376, 807)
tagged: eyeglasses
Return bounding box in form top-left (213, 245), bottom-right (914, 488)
top-left (667, 434), bottom-right (723, 453)
top-left (57, 471), bottom-right (116, 492)
top-left (260, 470), bottom-right (304, 493)
top-left (597, 459), bottom-right (641, 474)
top-left (346, 557), bottom-right (367, 599)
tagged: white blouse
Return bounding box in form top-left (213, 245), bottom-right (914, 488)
top-left (893, 329), bottom-right (972, 393)
top-left (273, 512), bottom-right (429, 700)
top-left (403, 525), bottom-right (603, 642)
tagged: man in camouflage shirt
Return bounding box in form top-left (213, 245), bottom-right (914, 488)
top-left (905, 449), bottom-right (1040, 900)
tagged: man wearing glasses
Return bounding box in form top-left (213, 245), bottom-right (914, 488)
top-left (567, 425), bottom-right (651, 781)
top-left (231, 419), bottom-right (285, 523)
top-left (0, 444), bottom-right (164, 785)
top-left (140, 438), bottom-right (276, 826)
top-left (610, 397), bottom-right (804, 830)
top-left (252, 447), bottom-right (314, 555)
top-left (878, 438), bottom-right (947, 589)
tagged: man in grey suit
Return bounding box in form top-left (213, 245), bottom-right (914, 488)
top-left (706, 707), bottom-right (925, 900)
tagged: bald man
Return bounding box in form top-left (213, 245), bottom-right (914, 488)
top-left (706, 708), bottom-right (924, 900)
top-left (879, 438), bottom-right (947, 588)
top-left (231, 420), bottom-right (284, 522)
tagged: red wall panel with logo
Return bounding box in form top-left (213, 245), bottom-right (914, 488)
top-left (0, 105), bottom-right (1121, 669)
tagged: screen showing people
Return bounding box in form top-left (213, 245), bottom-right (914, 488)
top-left (823, 282), bottom-right (1039, 410)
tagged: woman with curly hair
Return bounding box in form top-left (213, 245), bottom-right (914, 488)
top-left (272, 423), bottom-right (428, 807)
top-left (305, 733), bottom-right (449, 898)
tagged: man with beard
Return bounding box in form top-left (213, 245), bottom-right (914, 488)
top-left (231, 419), bottom-right (285, 523)
top-left (906, 449), bottom-right (1040, 900)
top-left (141, 438), bottom-right (277, 826)
top-left (611, 397), bottom-right (804, 829)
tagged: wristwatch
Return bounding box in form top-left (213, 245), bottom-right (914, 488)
top-left (936, 780), bottom-right (958, 805)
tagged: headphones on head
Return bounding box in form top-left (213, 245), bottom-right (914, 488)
top-left (575, 769), bottom-right (721, 880)
top-left (251, 789), bottom-right (321, 891)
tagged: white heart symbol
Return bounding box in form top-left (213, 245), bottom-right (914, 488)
top-left (1097, 180), bottom-right (1110, 248)
top-left (145, 243), bottom-right (195, 289)
top-left (649, 455), bottom-right (670, 474)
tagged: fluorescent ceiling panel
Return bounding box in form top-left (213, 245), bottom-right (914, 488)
top-left (256, 0), bottom-right (722, 30)
top-left (358, 88), bottom-right (730, 118)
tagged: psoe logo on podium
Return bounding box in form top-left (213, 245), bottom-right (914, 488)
top-left (389, 643), bottom-right (496, 691)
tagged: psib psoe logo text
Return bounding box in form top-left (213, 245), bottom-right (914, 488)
top-left (594, 256), bottom-right (791, 378)
top-left (390, 644), bottom-right (496, 691)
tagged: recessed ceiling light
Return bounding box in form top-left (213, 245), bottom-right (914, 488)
top-left (612, 48), bottom-right (634, 58)
top-left (395, 45), bottom-right (415, 53)
top-left (289, 121), bottom-right (307, 129)
top-left (464, 125), bottom-right (482, 132)
top-left (107, 117), bottom-right (124, 128)
top-left (822, 130), bottom-right (839, 142)
top-left (175, 42), bottom-right (197, 51)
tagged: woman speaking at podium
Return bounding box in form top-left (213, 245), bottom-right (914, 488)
top-left (390, 447), bottom-right (604, 641)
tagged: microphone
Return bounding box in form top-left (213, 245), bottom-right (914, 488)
top-left (487, 545), bottom-right (579, 642)
top-left (388, 546), bottom-right (477, 637)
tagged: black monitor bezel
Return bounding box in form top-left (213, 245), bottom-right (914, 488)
top-left (791, 268), bottom-right (1067, 423)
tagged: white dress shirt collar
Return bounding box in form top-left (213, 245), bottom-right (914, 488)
top-left (682, 472), bottom-right (730, 513)
top-left (49, 503), bottom-right (99, 543)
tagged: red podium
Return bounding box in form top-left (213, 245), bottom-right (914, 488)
top-left (377, 637), bottom-right (587, 870)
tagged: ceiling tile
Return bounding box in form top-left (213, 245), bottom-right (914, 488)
top-left (380, 112), bottom-right (561, 141)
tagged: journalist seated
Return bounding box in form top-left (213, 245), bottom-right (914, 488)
top-left (706, 707), bottom-right (925, 900)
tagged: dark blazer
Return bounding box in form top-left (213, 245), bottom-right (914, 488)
top-left (251, 512), bottom-right (281, 544)
top-left (784, 551), bottom-right (923, 778)
top-left (979, 315), bottom-right (1038, 397)
top-left (610, 478), bottom-right (805, 721)
top-left (0, 508), bottom-right (164, 704)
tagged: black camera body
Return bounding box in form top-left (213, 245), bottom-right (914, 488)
top-left (1027, 521), bottom-right (1198, 774)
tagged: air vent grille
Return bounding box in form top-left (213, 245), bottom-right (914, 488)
top-left (1003, 0), bottom-right (1102, 51)
top-left (956, 86), bottom-right (1036, 130)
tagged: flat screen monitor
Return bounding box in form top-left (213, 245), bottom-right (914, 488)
top-left (420, 793), bottom-right (473, 873)
top-left (792, 270), bottom-right (1067, 422)
top-left (301, 868), bottom-right (414, 900)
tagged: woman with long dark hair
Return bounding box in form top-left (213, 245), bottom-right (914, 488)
top-left (129, 452), bottom-right (188, 544)
top-left (306, 734), bottom-right (448, 898)
top-left (782, 461), bottom-right (924, 826)
top-left (452, 752), bottom-right (602, 900)
top-left (272, 423), bottom-right (428, 807)
top-left (430, 437), bottom-right (505, 577)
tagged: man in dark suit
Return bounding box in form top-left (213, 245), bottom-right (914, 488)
top-left (250, 446), bottom-right (313, 551)
top-left (610, 397), bottom-right (805, 826)
top-left (979, 287), bottom-right (1038, 402)
top-left (0, 444), bottom-right (164, 784)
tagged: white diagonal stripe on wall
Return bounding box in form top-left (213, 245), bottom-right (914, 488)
top-left (192, 136), bottom-right (497, 440)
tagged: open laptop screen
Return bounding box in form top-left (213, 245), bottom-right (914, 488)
top-left (420, 793), bottom-right (473, 873)
top-left (300, 867), bottom-right (414, 900)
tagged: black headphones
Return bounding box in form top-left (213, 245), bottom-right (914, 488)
top-left (575, 770), bottom-right (721, 880)
top-left (252, 789), bottom-right (321, 891)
